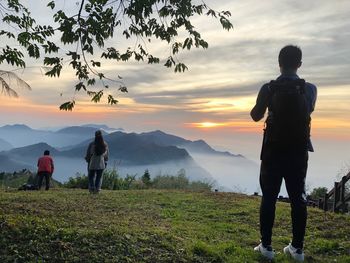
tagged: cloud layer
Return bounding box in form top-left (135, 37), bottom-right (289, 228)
top-left (1, 0), bottom-right (350, 153)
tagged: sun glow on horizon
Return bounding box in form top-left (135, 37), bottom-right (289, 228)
top-left (192, 122), bottom-right (226, 128)
top-left (187, 121), bottom-right (259, 131)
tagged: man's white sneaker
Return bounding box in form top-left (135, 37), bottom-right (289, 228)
top-left (254, 243), bottom-right (275, 260)
top-left (283, 243), bottom-right (304, 262)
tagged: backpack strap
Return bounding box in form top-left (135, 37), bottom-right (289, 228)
top-left (268, 78), bottom-right (306, 95)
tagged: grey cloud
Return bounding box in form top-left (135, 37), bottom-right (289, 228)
top-left (132, 82), bottom-right (263, 106)
top-left (3, 0), bottom-right (350, 133)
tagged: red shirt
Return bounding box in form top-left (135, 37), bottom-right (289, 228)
top-left (37, 155), bottom-right (54, 174)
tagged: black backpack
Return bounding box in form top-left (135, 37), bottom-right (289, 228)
top-left (265, 79), bottom-right (311, 144)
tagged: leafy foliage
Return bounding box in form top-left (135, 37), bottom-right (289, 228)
top-left (62, 172), bottom-right (89, 189)
top-left (101, 170), bottom-right (136, 190)
top-left (63, 170), bottom-right (137, 190)
top-left (141, 169), bottom-right (152, 188)
top-left (0, 70), bottom-right (31, 97)
top-left (0, 169), bottom-right (61, 188)
top-left (152, 170), bottom-right (212, 191)
top-left (0, 0), bottom-right (233, 110)
top-left (63, 168), bottom-right (212, 191)
top-left (310, 187), bottom-right (328, 200)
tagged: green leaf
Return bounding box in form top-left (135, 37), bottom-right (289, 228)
top-left (87, 79), bottom-right (96, 86)
top-left (91, 60), bottom-right (101, 67)
top-left (119, 86), bottom-right (128, 93)
top-left (47, 1), bottom-right (55, 10)
top-left (0, 0), bottom-right (233, 110)
top-left (59, 101), bottom-right (75, 111)
top-left (108, 95), bottom-right (118, 105)
top-left (75, 82), bottom-right (86, 91)
top-left (174, 63), bottom-right (188, 73)
top-left (91, 90), bottom-right (104, 103)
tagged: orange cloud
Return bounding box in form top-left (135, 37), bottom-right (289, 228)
top-left (186, 117), bottom-right (350, 140)
top-left (186, 121), bottom-right (261, 133)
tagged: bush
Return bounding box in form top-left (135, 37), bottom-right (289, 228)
top-left (63, 170), bottom-right (137, 190)
top-left (152, 174), bottom-right (189, 190)
top-left (189, 181), bottom-right (212, 191)
top-left (102, 170), bottom-right (137, 190)
top-left (310, 187), bottom-right (328, 200)
top-left (141, 169), bottom-right (152, 188)
top-left (152, 169), bottom-right (212, 191)
top-left (63, 169), bottom-right (212, 192)
top-left (0, 170), bottom-right (61, 189)
top-left (101, 169), bottom-right (119, 190)
top-left (63, 173), bottom-right (89, 189)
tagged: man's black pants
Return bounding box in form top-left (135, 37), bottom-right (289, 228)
top-left (260, 143), bottom-right (308, 249)
top-left (37, 171), bottom-right (51, 190)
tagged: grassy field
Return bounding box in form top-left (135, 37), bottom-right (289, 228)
top-left (0, 189), bottom-right (349, 262)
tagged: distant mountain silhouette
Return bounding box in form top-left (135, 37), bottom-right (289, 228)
top-left (0, 124), bottom-right (33, 131)
top-left (0, 125), bottom-right (52, 148)
top-left (139, 130), bottom-right (242, 157)
top-left (56, 126), bottom-right (108, 136)
top-left (6, 143), bottom-right (59, 159)
top-left (1, 134), bottom-right (212, 182)
top-left (0, 138), bottom-right (13, 151)
top-left (0, 124), bottom-right (254, 187)
top-left (0, 124), bottom-right (110, 148)
top-left (139, 130), bottom-right (188, 146)
top-left (81, 124), bottom-right (123, 132)
top-left (62, 132), bottom-right (192, 165)
top-left (2, 133), bottom-right (195, 166)
top-left (0, 154), bottom-right (34, 172)
top-left (2, 128), bottom-right (242, 164)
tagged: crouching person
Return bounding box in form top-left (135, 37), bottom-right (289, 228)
top-left (37, 150), bottom-right (54, 190)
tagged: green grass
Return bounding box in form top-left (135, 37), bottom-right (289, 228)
top-left (0, 175), bottom-right (28, 188)
top-left (0, 172), bottom-right (61, 189)
top-left (0, 189), bottom-right (349, 262)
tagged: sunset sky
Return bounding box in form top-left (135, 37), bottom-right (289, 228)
top-left (1, 0), bottom-right (350, 188)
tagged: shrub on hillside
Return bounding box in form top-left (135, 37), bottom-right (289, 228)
top-left (0, 170), bottom-right (61, 189)
top-left (309, 187), bottom-right (328, 200)
top-left (63, 173), bottom-right (89, 189)
top-left (63, 171), bottom-right (137, 190)
top-left (102, 170), bottom-right (136, 190)
top-left (152, 174), bottom-right (189, 189)
top-left (152, 169), bottom-right (213, 191)
top-left (188, 181), bottom-right (213, 191)
top-left (63, 169), bottom-right (212, 191)
top-left (141, 169), bottom-right (152, 188)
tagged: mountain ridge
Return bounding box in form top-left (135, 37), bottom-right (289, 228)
top-left (0, 124), bottom-right (255, 189)
top-left (0, 124), bottom-right (242, 158)
top-left (0, 138), bottom-right (13, 151)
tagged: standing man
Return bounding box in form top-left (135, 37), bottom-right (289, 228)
top-left (37, 150), bottom-right (55, 190)
top-left (251, 45), bottom-right (317, 261)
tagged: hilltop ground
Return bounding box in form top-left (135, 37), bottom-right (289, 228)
top-left (0, 189), bottom-right (349, 262)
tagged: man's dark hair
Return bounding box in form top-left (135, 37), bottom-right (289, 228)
top-left (278, 45), bottom-right (302, 70)
top-left (44, 150), bottom-right (50, 155)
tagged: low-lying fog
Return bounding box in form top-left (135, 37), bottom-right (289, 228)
top-left (189, 153), bottom-right (260, 193)
top-left (52, 154), bottom-right (264, 194)
top-left (53, 157), bottom-right (213, 183)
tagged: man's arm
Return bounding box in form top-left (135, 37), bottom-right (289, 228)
top-left (250, 84), bottom-right (270, 122)
top-left (308, 83), bottom-right (317, 113)
top-left (50, 158), bottom-right (54, 174)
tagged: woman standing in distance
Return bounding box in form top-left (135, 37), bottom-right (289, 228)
top-left (85, 130), bottom-right (109, 193)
